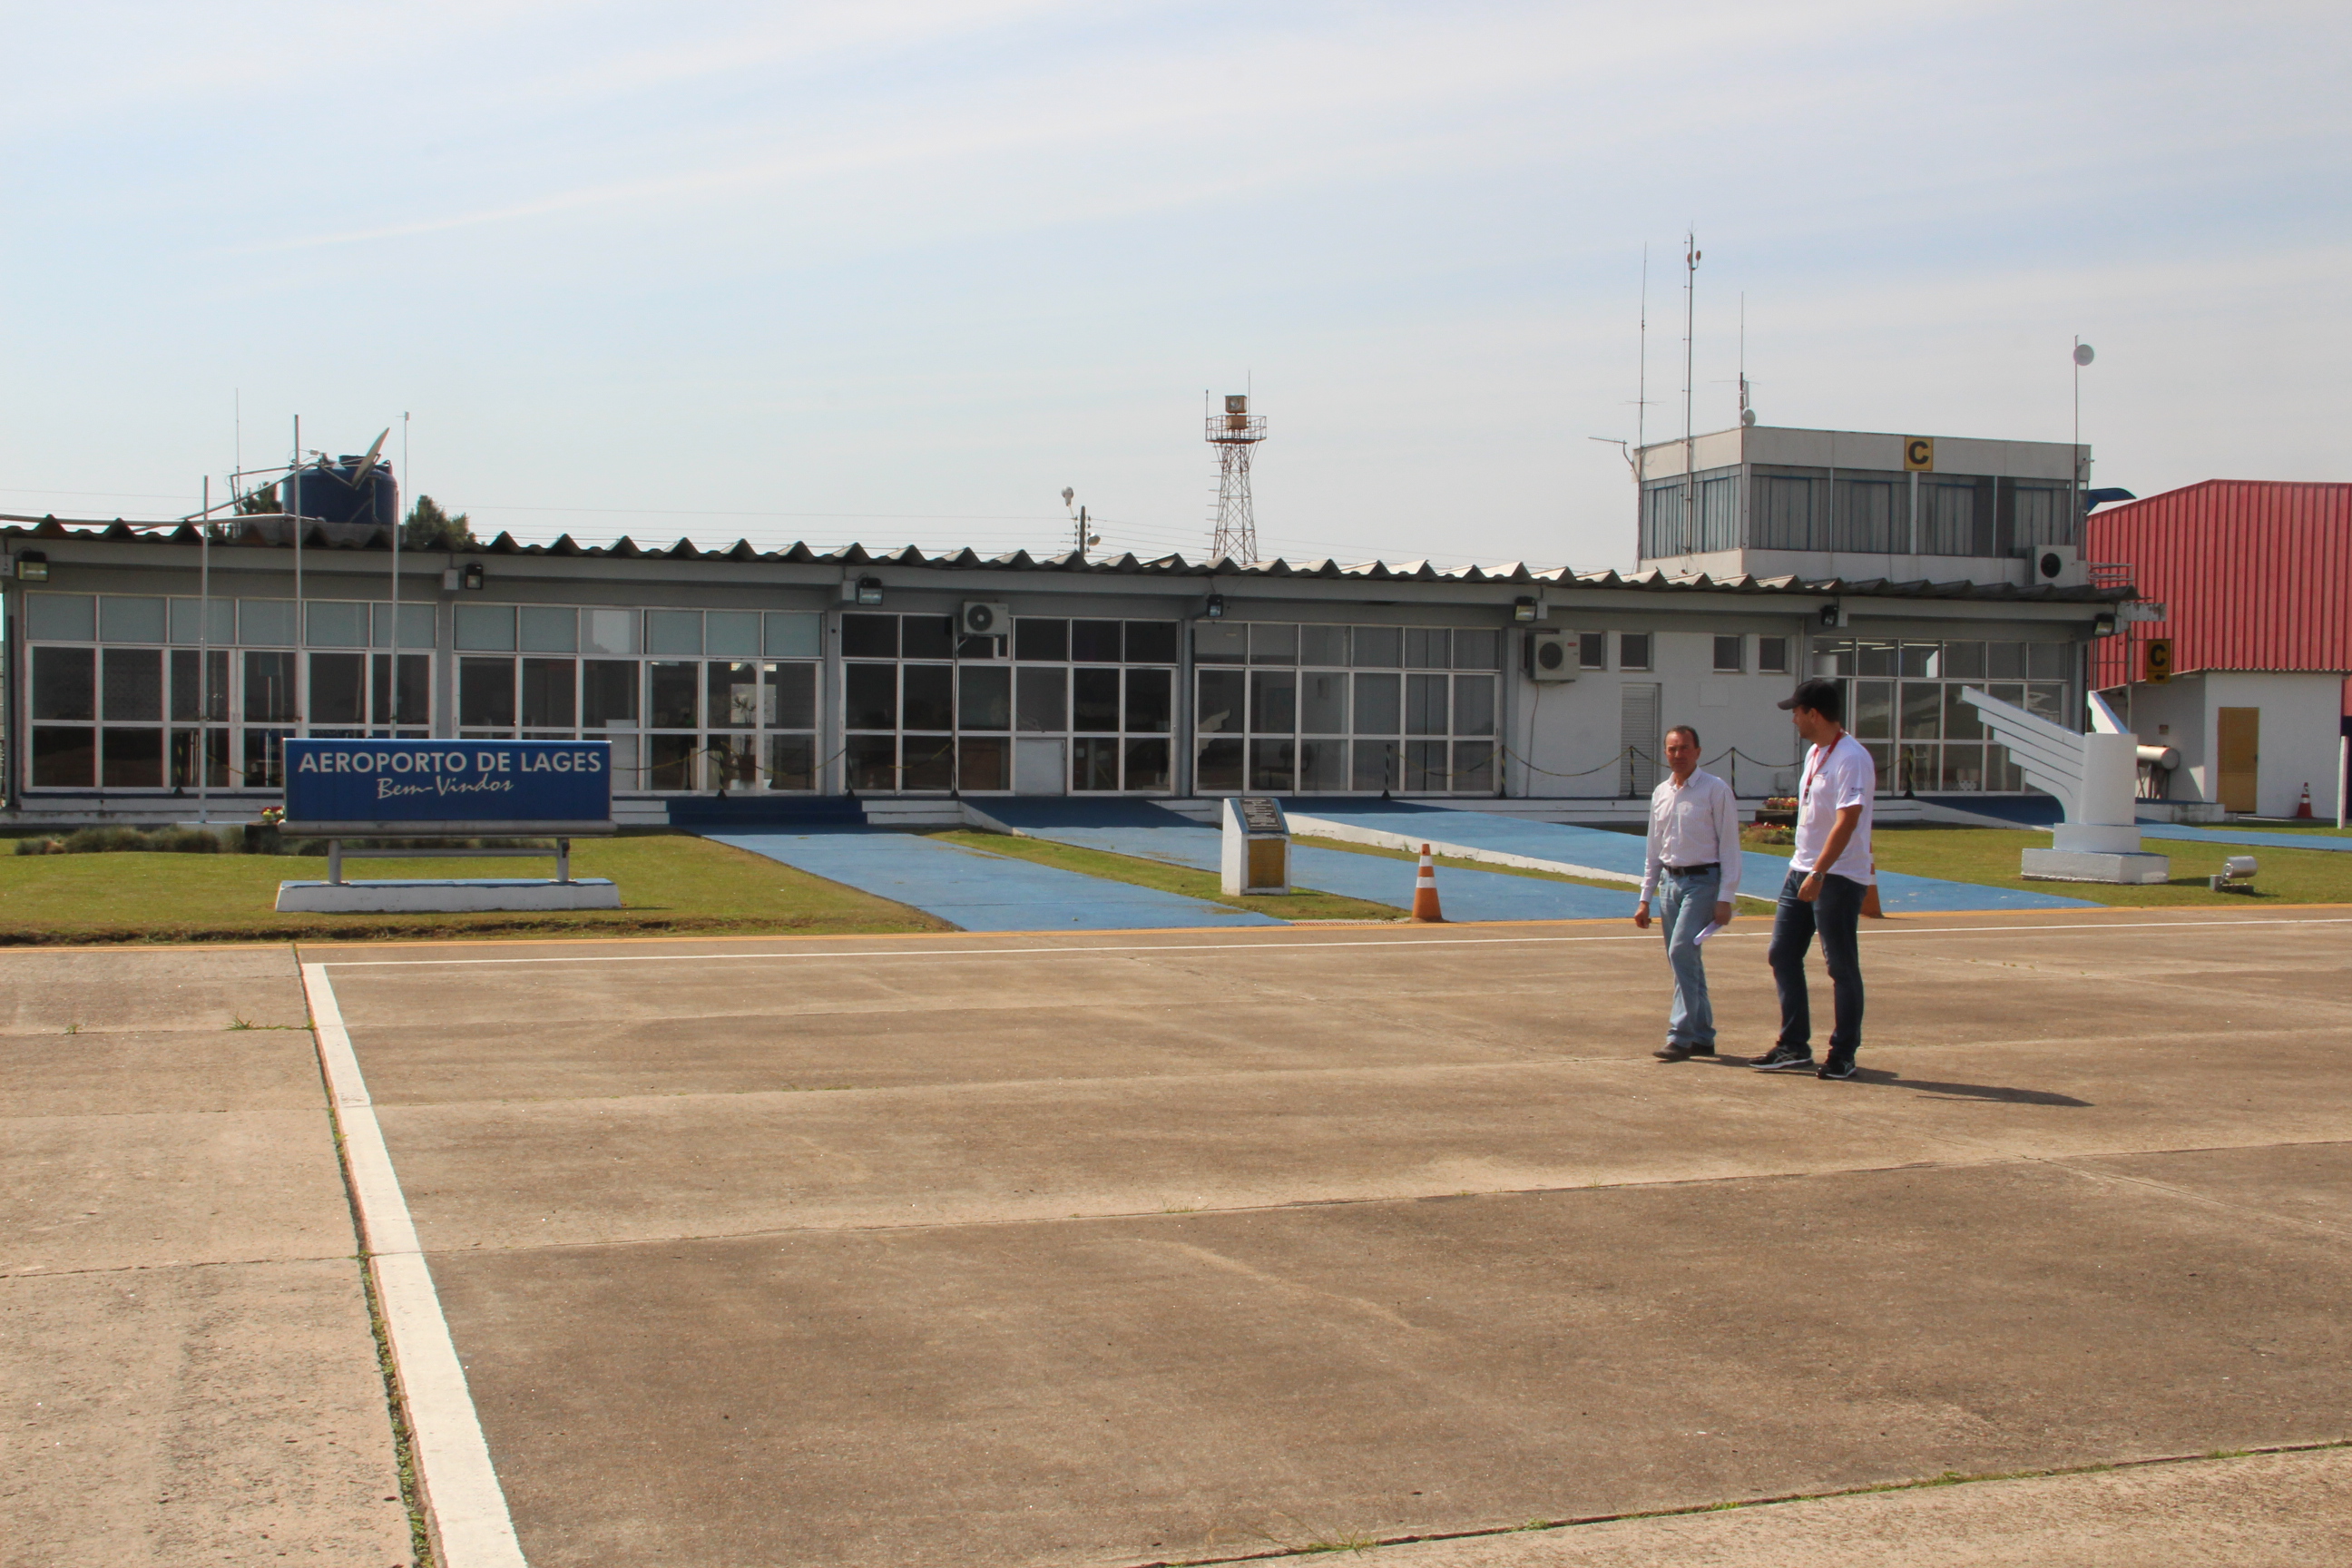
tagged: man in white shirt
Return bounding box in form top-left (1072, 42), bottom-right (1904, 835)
top-left (1754, 679), bottom-right (1876, 1080)
top-left (1634, 725), bottom-right (1741, 1062)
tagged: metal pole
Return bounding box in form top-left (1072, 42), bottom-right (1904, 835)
top-left (328, 838), bottom-right (342, 885)
top-left (557, 837), bottom-right (571, 884)
top-left (391, 413), bottom-right (403, 736)
top-left (199, 476), bottom-right (211, 825)
top-left (2337, 733), bottom-right (2348, 830)
top-left (1682, 232), bottom-right (1698, 558)
top-left (291, 416), bottom-right (303, 752)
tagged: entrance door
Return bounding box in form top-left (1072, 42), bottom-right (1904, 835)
top-left (1014, 737), bottom-right (1065, 794)
top-left (2216, 707), bottom-right (2259, 812)
top-left (1621, 682), bottom-right (1661, 797)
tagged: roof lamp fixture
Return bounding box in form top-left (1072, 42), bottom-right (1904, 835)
top-left (14, 551), bottom-right (47, 582)
top-left (856, 576), bottom-right (885, 606)
top-left (1203, 593), bottom-right (1226, 620)
top-left (1513, 595), bottom-right (1539, 623)
top-left (2092, 612), bottom-right (2118, 638)
top-left (462, 562), bottom-right (485, 591)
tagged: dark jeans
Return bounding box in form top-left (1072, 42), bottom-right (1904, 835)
top-left (1768, 867), bottom-right (1865, 1058)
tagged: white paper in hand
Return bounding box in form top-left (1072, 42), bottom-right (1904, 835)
top-left (1693, 921), bottom-right (1726, 945)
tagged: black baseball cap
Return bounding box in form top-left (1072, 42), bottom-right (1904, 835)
top-left (1777, 678), bottom-right (1843, 720)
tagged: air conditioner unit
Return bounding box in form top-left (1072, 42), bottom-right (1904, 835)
top-left (2026, 544), bottom-right (2087, 588)
top-left (960, 601), bottom-right (1011, 637)
top-left (1524, 629), bottom-right (1575, 682)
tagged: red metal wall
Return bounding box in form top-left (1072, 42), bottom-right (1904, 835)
top-left (2087, 480), bottom-right (2352, 710)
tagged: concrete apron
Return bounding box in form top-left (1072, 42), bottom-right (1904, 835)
top-left (309, 909), bottom-right (2352, 1568)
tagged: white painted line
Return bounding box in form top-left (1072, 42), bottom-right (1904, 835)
top-left (314, 915), bottom-right (2352, 969)
top-left (302, 962), bottom-right (529, 1568)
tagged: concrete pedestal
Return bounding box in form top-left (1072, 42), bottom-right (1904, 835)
top-left (275, 878), bottom-right (620, 913)
top-left (2020, 850), bottom-right (2171, 885)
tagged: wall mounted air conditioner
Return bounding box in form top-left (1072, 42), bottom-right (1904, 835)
top-left (2026, 544), bottom-right (2087, 588)
top-left (960, 602), bottom-right (1011, 637)
top-left (1524, 629), bottom-right (1575, 681)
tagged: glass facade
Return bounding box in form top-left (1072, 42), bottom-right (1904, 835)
top-left (1811, 636), bottom-right (2076, 794)
top-left (1649, 468), bottom-right (2079, 558)
top-left (1194, 622), bottom-right (1500, 796)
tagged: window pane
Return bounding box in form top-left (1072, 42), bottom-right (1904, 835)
top-left (1072, 736), bottom-right (1120, 791)
top-left (1249, 623), bottom-right (1297, 665)
top-left (524, 659), bottom-right (578, 729)
top-left (1857, 639), bottom-right (1897, 677)
top-left (1352, 738), bottom-right (1398, 792)
top-left (766, 734), bottom-right (816, 790)
top-left (1758, 635), bottom-right (1789, 674)
top-left (1895, 743), bottom-right (1936, 795)
top-left (1713, 635), bottom-right (1744, 672)
top-left (171, 650), bottom-right (228, 721)
top-left (703, 734), bottom-right (760, 791)
top-left (1451, 740), bottom-right (1495, 794)
top-left (1249, 670), bottom-right (1297, 733)
top-left (170, 597), bottom-right (236, 646)
top-left (31, 727), bottom-right (94, 787)
top-left (239, 600), bottom-right (296, 647)
top-left (646, 610), bottom-right (701, 656)
top-left (842, 613), bottom-right (897, 659)
top-left (242, 728), bottom-right (291, 788)
top-left (1016, 667), bottom-right (1066, 731)
top-left (707, 662), bottom-right (760, 730)
top-left (584, 661), bottom-right (639, 728)
top-left (1195, 737), bottom-right (1244, 792)
top-left (1192, 622), bottom-right (1246, 665)
top-left (846, 664), bottom-right (898, 730)
top-left (455, 603), bottom-right (516, 652)
top-left (1194, 669), bottom-right (1243, 735)
top-left (244, 651), bottom-right (298, 722)
top-left (958, 735), bottom-right (1009, 791)
top-left (1453, 629), bottom-right (1500, 671)
top-left (648, 661), bottom-right (699, 728)
top-left (1248, 738), bottom-right (1295, 792)
top-left (705, 611), bottom-right (760, 658)
top-left (1618, 632), bottom-right (1651, 671)
top-left (1071, 620), bottom-right (1122, 662)
top-left (2028, 642), bottom-right (2072, 680)
top-left (305, 601), bottom-right (368, 648)
top-left (1299, 670), bottom-right (1347, 734)
top-left (372, 603), bottom-right (436, 650)
top-left (101, 595), bottom-right (168, 643)
top-left (1405, 739), bottom-right (1448, 792)
top-left (1014, 618), bottom-right (1068, 662)
top-left (1299, 625), bottom-right (1348, 667)
top-left (846, 735), bottom-right (897, 791)
top-left (1298, 738), bottom-right (1346, 791)
top-left (1350, 626), bottom-right (1400, 668)
top-left (765, 612), bottom-right (821, 659)
top-left (459, 657), bottom-right (516, 728)
top-left (1944, 687), bottom-right (1985, 741)
top-left (1454, 675), bottom-right (1495, 737)
top-left (1900, 681), bottom-right (1942, 740)
top-left (1353, 672), bottom-right (1400, 734)
top-left (1941, 744), bottom-right (1986, 792)
top-left (1405, 672), bottom-right (1447, 735)
top-left (1578, 632), bottom-right (1606, 670)
top-left (309, 652), bottom-right (364, 725)
top-left (902, 616), bottom-right (955, 661)
top-left (583, 609), bottom-right (641, 655)
top-left (1123, 622), bottom-right (1179, 663)
top-left (34, 647), bottom-right (95, 720)
top-left (902, 733), bottom-right (954, 789)
top-left (1072, 667), bottom-right (1121, 732)
top-left (171, 728), bottom-right (230, 789)
top-left (1405, 628), bottom-right (1449, 669)
top-left (1900, 642), bottom-right (1936, 679)
top-left (102, 648), bottom-right (162, 720)
top-left (648, 733), bottom-right (697, 789)
top-left (959, 665), bottom-right (1011, 730)
top-left (102, 728), bottom-right (164, 789)
top-left (520, 606), bottom-right (578, 652)
top-left (769, 662), bottom-right (818, 729)
top-left (1941, 641), bottom-right (1985, 680)
top-left (1123, 667), bottom-right (1171, 733)
top-left (1852, 680), bottom-right (1893, 740)
top-left (903, 665), bottom-right (954, 731)
top-left (26, 593), bottom-right (95, 642)
top-left (2024, 683), bottom-right (2065, 720)
top-left (1123, 737), bottom-right (1171, 791)
top-left (373, 654), bottom-right (430, 727)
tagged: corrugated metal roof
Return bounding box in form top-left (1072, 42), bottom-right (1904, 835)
top-left (0, 517), bottom-right (2129, 604)
top-left (2087, 480), bottom-right (2352, 692)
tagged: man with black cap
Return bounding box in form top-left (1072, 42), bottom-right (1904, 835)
top-left (1753, 678), bottom-right (1875, 1079)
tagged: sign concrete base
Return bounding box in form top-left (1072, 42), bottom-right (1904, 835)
top-left (2019, 849), bottom-right (2171, 885)
top-left (275, 877), bottom-right (621, 913)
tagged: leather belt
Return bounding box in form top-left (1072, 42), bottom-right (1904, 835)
top-left (1666, 862), bottom-right (1720, 875)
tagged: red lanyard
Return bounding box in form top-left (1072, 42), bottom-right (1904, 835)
top-left (1801, 740), bottom-right (1834, 808)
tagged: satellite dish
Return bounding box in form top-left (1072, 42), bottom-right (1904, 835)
top-left (1061, 487), bottom-right (1075, 507)
top-left (1741, 408), bottom-right (1757, 426)
top-left (346, 428), bottom-right (391, 487)
top-left (2073, 343), bottom-right (2095, 366)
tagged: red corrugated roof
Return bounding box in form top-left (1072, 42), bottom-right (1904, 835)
top-left (2087, 479), bottom-right (2352, 710)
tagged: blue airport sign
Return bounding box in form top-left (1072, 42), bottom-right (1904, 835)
top-left (281, 739), bottom-right (614, 835)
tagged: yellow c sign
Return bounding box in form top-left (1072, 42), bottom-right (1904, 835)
top-left (1904, 437), bottom-right (1935, 472)
top-left (2143, 639), bottom-right (2174, 684)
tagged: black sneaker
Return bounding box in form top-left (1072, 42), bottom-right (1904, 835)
top-left (1817, 1054), bottom-right (1859, 1080)
top-left (1752, 1044), bottom-right (1815, 1072)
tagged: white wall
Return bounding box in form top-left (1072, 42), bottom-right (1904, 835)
top-left (2104, 670), bottom-right (2349, 817)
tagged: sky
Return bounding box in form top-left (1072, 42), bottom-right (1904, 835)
top-left (3, 2), bottom-right (2346, 572)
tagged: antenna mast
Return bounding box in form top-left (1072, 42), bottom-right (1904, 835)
top-left (1206, 392), bottom-right (1267, 563)
top-left (1681, 231), bottom-right (1700, 556)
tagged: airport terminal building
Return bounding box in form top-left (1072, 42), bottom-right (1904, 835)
top-left (1, 426), bottom-right (2131, 822)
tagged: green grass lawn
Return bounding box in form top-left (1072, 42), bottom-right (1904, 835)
top-left (1870, 825), bottom-right (2352, 907)
top-left (1287, 832), bottom-right (1670, 896)
top-left (921, 829), bottom-right (1408, 921)
top-left (0, 830), bottom-right (944, 945)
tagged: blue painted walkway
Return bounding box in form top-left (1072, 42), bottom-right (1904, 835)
top-left (975, 799), bottom-right (1633, 921)
top-left (2135, 823), bottom-right (2352, 854)
top-left (1280, 799), bottom-right (2097, 914)
top-left (709, 827), bottom-right (1284, 932)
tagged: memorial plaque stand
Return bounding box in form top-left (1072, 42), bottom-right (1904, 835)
top-left (1221, 796), bottom-right (1291, 896)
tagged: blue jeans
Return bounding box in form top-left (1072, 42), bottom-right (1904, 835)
top-left (1768, 867), bottom-right (1866, 1058)
top-left (1660, 865), bottom-right (1722, 1047)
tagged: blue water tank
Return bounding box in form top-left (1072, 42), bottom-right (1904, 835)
top-left (291, 456), bottom-right (399, 526)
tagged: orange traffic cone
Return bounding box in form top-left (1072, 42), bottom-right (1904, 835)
top-left (1410, 843), bottom-right (1445, 923)
top-left (2295, 782), bottom-right (2314, 819)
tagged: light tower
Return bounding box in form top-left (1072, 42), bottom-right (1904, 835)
top-left (1205, 392), bottom-right (1267, 562)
